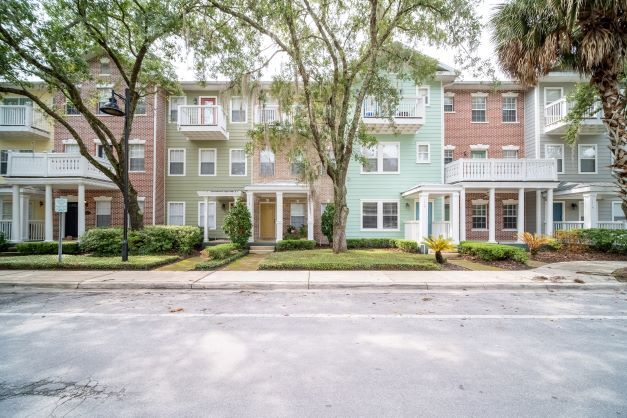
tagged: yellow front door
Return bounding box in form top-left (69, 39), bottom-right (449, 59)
top-left (259, 203), bottom-right (275, 240)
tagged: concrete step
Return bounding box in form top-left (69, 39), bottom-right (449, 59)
top-left (249, 246), bottom-right (275, 254)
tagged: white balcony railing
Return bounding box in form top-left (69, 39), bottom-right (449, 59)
top-left (553, 221), bottom-right (584, 231)
top-left (0, 220), bottom-right (11, 241)
top-left (363, 97), bottom-right (426, 119)
top-left (28, 220), bottom-right (45, 241)
top-left (0, 105), bottom-right (50, 134)
top-left (445, 159), bottom-right (558, 183)
top-left (432, 221), bottom-right (452, 239)
top-left (597, 221), bottom-right (627, 230)
top-left (4, 152), bottom-right (113, 181)
top-left (544, 98), bottom-right (602, 127)
top-left (254, 105), bottom-right (285, 124)
top-left (177, 105), bottom-right (228, 140)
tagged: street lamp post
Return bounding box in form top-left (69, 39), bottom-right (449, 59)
top-left (99, 88), bottom-right (130, 262)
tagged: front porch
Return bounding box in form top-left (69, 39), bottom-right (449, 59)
top-left (401, 185), bottom-right (462, 244)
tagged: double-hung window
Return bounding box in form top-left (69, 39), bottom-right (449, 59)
top-left (129, 144), bottom-right (145, 172)
top-left (503, 203), bottom-right (517, 230)
top-left (290, 203), bottom-right (305, 228)
top-left (417, 87), bottom-right (430, 106)
top-left (471, 150), bottom-right (487, 159)
top-left (579, 144), bottom-right (597, 173)
top-left (169, 96), bottom-right (186, 123)
top-left (66, 99), bottom-right (80, 115)
top-left (260, 149), bottom-right (275, 177)
top-left (230, 149), bottom-right (246, 176)
top-left (472, 203), bottom-right (487, 230)
top-left (168, 202), bottom-right (185, 225)
top-left (230, 96), bottom-right (247, 123)
top-left (443, 96), bottom-right (454, 112)
top-left (444, 149), bottom-right (454, 165)
top-left (99, 59), bottom-right (110, 75)
top-left (361, 201), bottom-right (399, 230)
top-left (291, 155), bottom-right (305, 176)
top-left (64, 143), bottom-right (79, 154)
top-left (135, 97), bottom-right (147, 115)
top-left (0, 150), bottom-right (7, 175)
top-left (503, 149), bottom-right (518, 159)
top-left (502, 97), bottom-right (517, 122)
top-left (198, 201), bottom-right (216, 229)
top-left (612, 202), bottom-right (626, 222)
top-left (362, 143), bottom-right (399, 174)
top-left (362, 146), bottom-right (378, 173)
top-left (416, 143), bottom-right (430, 163)
top-left (95, 199), bottom-right (112, 227)
top-left (545, 144), bottom-right (564, 173)
top-left (199, 149), bottom-right (216, 176)
top-left (471, 96), bottom-right (487, 122)
top-left (168, 149), bottom-right (185, 176)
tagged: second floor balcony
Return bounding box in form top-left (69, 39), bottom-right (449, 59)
top-left (254, 105), bottom-right (293, 125)
top-left (445, 158), bottom-right (558, 183)
top-left (177, 105), bottom-right (229, 140)
top-left (362, 97), bottom-right (426, 134)
top-left (0, 105), bottom-right (51, 141)
top-left (3, 151), bottom-right (113, 182)
top-left (544, 98), bottom-right (605, 135)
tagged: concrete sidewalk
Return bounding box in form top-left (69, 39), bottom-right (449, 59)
top-left (0, 261), bottom-right (625, 291)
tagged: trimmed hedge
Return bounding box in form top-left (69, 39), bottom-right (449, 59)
top-left (346, 238), bottom-right (396, 249)
top-left (81, 226), bottom-right (202, 256)
top-left (394, 239), bottom-right (418, 253)
top-left (195, 250), bottom-right (247, 270)
top-left (555, 228), bottom-right (627, 254)
top-left (458, 241), bottom-right (528, 263)
top-left (16, 241), bottom-right (81, 255)
top-left (0, 255), bottom-right (179, 270)
top-left (202, 243), bottom-right (239, 260)
top-left (276, 239), bottom-right (316, 251)
top-left (0, 232), bottom-right (9, 252)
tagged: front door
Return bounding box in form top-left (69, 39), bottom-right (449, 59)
top-left (65, 202), bottom-right (78, 238)
top-left (553, 202), bottom-right (564, 222)
top-left (259, 203), bottom-right (275, 241)
top-left (199, 97), bottom-right (216, 125)
top-left (415, 201), bottom-right (434, 237)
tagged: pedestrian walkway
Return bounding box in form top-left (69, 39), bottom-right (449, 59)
top-left (156, 256), bottom-right (205, 271)
top-left (0, 261), bottom-right (625, 291)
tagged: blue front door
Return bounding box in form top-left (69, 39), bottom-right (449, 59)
top-left (553, 202), bottom-right (563, 222)
top-left (415, 202), bottom-right (434, 236)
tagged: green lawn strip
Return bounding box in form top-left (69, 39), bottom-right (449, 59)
top-left (157, 256), bottom-right (206, 271)
top-left (0, 255), bottom-right (180, 270)
top-left (258, 249), bottom-right (440, 271)
top-left (446, 258), bottom-right (504, 271)
top-left (222, 253), bottom-right (269, 271)
top-left (195, 250), bottom-right (248, 270)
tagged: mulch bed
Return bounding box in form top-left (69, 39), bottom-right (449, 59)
top-left (442, 261), bottom-right (469, 271)
top-left (532, 250), bottom-right (627, 263)
top-left (459, 255), bottom-right (531, 270)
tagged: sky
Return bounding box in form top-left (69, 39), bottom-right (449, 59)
top-left (174, 0), bottom-right (506, 82)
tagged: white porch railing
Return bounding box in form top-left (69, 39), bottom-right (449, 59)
top-left (5, 152), bottom-right (113, 181)
top-left (0, 105), bottom-right (50, 133)
top-left (544, 98), bottom-right (602, 127)
top-left (363, 97), bottom-right (426, 119)
top-left (597, 221), bottom-right (627, 230)
top-left (28, 220), bottom-right (44, 241)
top-left (445, 159), bottom-right (557, 183)
top-left (432, 221), bottom-right (452, 239)
top-left (254, 105), bottom-right (291, 124)
top-left (178, 105), bottom-right (227, 129)
top-left (404, 220), bottom-right (453, 242)
top-left (554, 221), bottom-right (584, 231)
top-left (0, 220), bottom-right (11, 241)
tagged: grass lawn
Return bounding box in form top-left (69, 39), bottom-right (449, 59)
top-left (0, 255), bottom-right (180, 270)
top-left (195, 250), bottom-right (248, 270)
top-left (258, 249), bottom-right (440, 270)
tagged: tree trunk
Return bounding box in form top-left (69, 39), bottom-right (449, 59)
top-left (591, 72), bottom-right (627, 219)
top-left (435, 250), bottom-right (444, 264)
top-left (127, 186), bottom-right (144, 230)
top-left (332, 182), bottom-right (349, 253)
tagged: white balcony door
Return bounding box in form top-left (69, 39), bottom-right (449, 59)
top-left (200, 97), bottom-right (216, 125)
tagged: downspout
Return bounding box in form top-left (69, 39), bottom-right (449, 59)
top-left (152, 90), bottom-right (158, 225)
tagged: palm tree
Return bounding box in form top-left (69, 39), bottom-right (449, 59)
top-left (491, 0), bottom-right (627, 216)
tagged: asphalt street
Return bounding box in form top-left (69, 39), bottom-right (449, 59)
top-left (0, 288), bottom-right (626, 417)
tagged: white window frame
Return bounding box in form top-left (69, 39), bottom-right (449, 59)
top-left (471, 149), bottom-right (488, 159)
top-left (544, 87), bottom-right (563, 106)
top-left (97, 85), bottom-right (113, 115)
top-left (168, 148), bottom-right (186, 176)
top-left (612, 201), bottom-right (625, 222)
top-left (229, 96), bottom-right (247, 123)
top-left (471, 200), bottom-right (488, 231)
top-left (198, 148), bottom-right (217, 176)
top-left (99, 58), bottom-right (110, 76)
top-left (95, 144), bottom-right (105, 158)
top-left (416, 142), bottom-right (430, 164)
top-left (128, 143), bottom-right (145, 172)
top-left (502, 201), bottom-right (518, 231)
top-left (417, 86), bottom-right (430, 106)
top-left (289, 203), bottom-right (306, 228)
top-left (198, 201), bottom-right (217, 229)
top-left (167, 202), bottom-right (186, 225)
top-left (502, 96), bottom-right (518, 123)
top-left (578, 144), bottom-right (598, 174)
top-left (135, 96), bottom-right (147, 116)
top-left (94, 197), bottom-right (112, 227)
top-left (545, 144), bottom-right (564, 174)
top-left (360, 199), bottom-right (400, 231)
top-left (229, 148), bottom-right (247, 176)
top-left (502, 149), bottom-right (519, 159)
top-left (444, 149), bottom-right (454, 165)
top-left (259, 148), bottom-right (275, 177)
top-left (168, 96), bottom-right (187, 123)
top-left (360, 142), bottom-right (400, 174)
top-left (443, 95), bottom-right (454, 112)
top-left (471, 93), bottom-right (488, 123)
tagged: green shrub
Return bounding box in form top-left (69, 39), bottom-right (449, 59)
top-left (223, 200), bottom-right (252, 249)
top-left (394, 239), bottom-right (418, 253)
top-left (0, 232), bottom-right (9, 252)
top-left (129, 226), bottom-right (176, 255)
top-left (458, 241), bottom-right (528, 263)
top-left (202, 243), bottom-right (238, 259)
top-left (321, 203), bottom-right (335, 243)
top-left (346, 238), bottom-right (396, 249)
top-left (80, 228), bottom-right (122, 256)
top-left (166, 225), bottom-right (202, 255)
top-left (276, 239), bottom-right (316, 251)
top-left (16, 241), bottom-right (81, 255)
top-left (579, 228), bottom-right (619, 252)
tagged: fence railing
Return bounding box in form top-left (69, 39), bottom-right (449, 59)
top-left (445, 159), bottom-right (557, 183)
top-left (177, 105), bottom-right (227, 129)
top-left (362, 97), bottom-right (426, 119)
top-left (28, 220), bottom-right (44, 241)
top-left (553, 221), bottom-right (584, 231)
top-left (0, 220), bottom-right (11, 241)
top-left (0, 105), bottom-right (50, 133)
top-left (432, 221), bottom-right (452, 239)
top-left (544, 98), bottom-right (602, 127)
top-left (5, 152), bottom-right (112, 181)
top-left (597, 221), bottom-right (627, 230)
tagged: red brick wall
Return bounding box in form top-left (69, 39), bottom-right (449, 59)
top-left (465, 192), bottom-right (520, 242)
top-left (444, 89), bottom-right (525, 159)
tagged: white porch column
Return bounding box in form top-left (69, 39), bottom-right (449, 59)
top-left (451, 192), bottom-right (460, 244)
top-left (459, 188), bottom-right (466, 242)
top-left (21, 194), bottom-right (29, 240)
top-left (246, 192), bottom-right (254, 242)
top-left (488, 188), bottom-right (496, 243)
top-left (77, 184), bottom-right (85, 238)
top-left (11, 185), bottom-right (20, 242)
top-left (45, 185), bottom-right (53, 241)
top-left (517, 188), bottom-right (525, 242)
top-left (582, 192), bottom-right (598, 229)
top-left (275, 192), bottom-right (283, 242)
top-left (536, 190), bottom-right (542, 234)
top-left (307, 193), bottom-right (314, 240)
top-left (546, 188), bottom-right (554, 236)
top-left (203, 196), bottom-right (209, 243)
top-left (419, 192), bottom-right (429, 241)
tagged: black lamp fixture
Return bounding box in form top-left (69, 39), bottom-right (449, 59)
top-left (99, 88), bottom-right (130, 262)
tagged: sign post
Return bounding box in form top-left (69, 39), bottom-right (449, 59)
top-left (54, 198), bottom-right (67, 263)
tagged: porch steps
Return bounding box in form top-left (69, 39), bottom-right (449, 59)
top-left (249, 245), bottom-right (275, 254)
